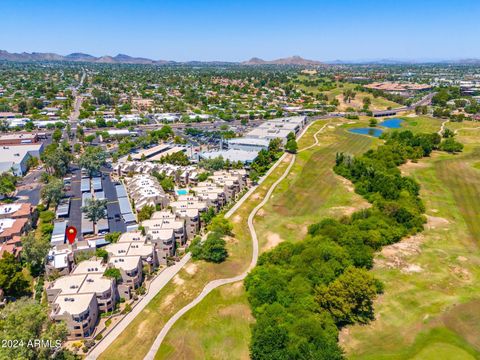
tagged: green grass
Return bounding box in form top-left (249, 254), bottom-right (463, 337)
top-left (255, 123), bottom-right (376, 246)
top-left (342, 130), bottom-right (480, 359)
top-left (297, 81), bottom-right (401, 111)
top-left (399, 116), bottom-right (444, 133)
top-left (155, 282), bottom-right (252, 360)
top-left (100, 151), bottom-right (294, 360)
top-left (156, 118), bottom-right (379, 358)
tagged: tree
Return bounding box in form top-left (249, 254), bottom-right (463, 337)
top-left (40, 178), bottom-right (64, 205)
top-left (343, 89), bottom-right (356, 103)
top-left (442, 128), bottom-right (455, 138)
top-left (21, 232), bottom-right (51, 276)
top-left (96, 248), bottom-right (108, 262)
top-left (105, 231), bottom-right (121, 243)
top-left (78, 147), bottom-right (107, 176)
top-left (104, 268), bottom-right (122, 282)
top-left (41, 144), bottom-right (72, 176)
top-left (193, 232), bottom-right (228, 263)
top-left (0, 172), bottom-right (17, 198)
top-left (0, 298), bottom-right (69, 359)
top-left (82, 198), bottom-right (107, 224)
top-left (18, 100), bottom-right (28, 115)
top-left (0, 252), bottom-right (30, 297)
top-left (137, 205), bottom-right (155, 222)
top-left (285, 138), bottom-right (298, 154)
top-left (315, 267), bottom-right (380, 326)
top-left (52, 128), bottom-right (63, 143)
top-left (369, 118), bottom-right (378, 127)
top-left (41, 178), bottom-right (64, 206)
top-left (363, 96), bottom-right (371, 110)
top-left (439, 138), bottom-right (463, 153)
top-left (84, 134), bottom-right (96, 144)
top-left (209, 216), bottom-right (233, 236)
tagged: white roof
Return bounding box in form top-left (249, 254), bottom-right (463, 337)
top-left (72, 260), bottom-right (106, 275)
top-left (109, 255), bottom-right (141, 272)
top-left (55, 293), bottom-right (95, 316)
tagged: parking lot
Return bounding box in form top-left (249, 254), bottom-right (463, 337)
top-left (65, 166), bottom-right (127, 239)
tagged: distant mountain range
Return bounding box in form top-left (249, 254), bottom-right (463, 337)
top-left (0, 50), bottom-right (173, 64)
top-left (0, 50), bottom-right (324, 66)
top-left (241, 56), bottom-right (324, 66)
top-left (0, 50), bottom-right (478, 66)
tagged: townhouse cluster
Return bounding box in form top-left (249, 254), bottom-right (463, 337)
top-left (45, 168), bottom-right (248, 339)
top-left (0, 203), bottom-right (35, 257)
top-left (46, 231), bottom-right (158, 339)
top-left (114, 161), bottom-right (199, 187)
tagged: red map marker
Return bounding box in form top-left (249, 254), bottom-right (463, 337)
top-left (66, 226), bottom-right (77, 244)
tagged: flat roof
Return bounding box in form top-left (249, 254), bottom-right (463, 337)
top-left (72, 259), bottom-right (106, 275)
top-left (118, 197), bottom-right (133, 215)
top-left (115, 184), bottom-right (128, 198)
top-left (0, 144), bottom-right (43, 163)
top-left (51, 274), bottom-right (86, 295)
top-left (200, 149), bottom-right (258, 163)
top-left (55, 293), bottom-right (95, 316)
top-left (79, 274), bottom-right (111, 294)
top-left (109, 255), bottom-right (141, 272)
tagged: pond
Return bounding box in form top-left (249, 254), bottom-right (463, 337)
top-left (380, 118), bottom-right (404, 128)
top-left (349, 128), bottom-right (384, 137)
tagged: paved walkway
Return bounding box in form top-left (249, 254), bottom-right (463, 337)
top-left (86, 253), bottom-right (191, 359)
top-left (143, 118), bottom-right (330, 359)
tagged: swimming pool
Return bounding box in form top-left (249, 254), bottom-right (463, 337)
top-left (380, 118), bottom-right (403, 128)
top-left (176, 189), bottom-right (188, 196)
top-left (349, 128), bottom-right (383, 137)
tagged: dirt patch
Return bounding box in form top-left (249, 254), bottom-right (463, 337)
top-left (425, 215), bottom-right (449, 230)
top-left (257, 209), bottom-right (266, 217)
top-left (184, 263), bottom-right (198, 275)
top-left (218, 303), bottom-right (253, 320)
top-left (137, 319), bottom-right (149, 336)
top-left (337, 175), bottom-right (355, 192)
top-left (374, 234), bottom-right (423, 272)
top-left (399, 160), bottom-right (429, 175)
top-left (224, 235), bottom-right (239, 245)
top-left (330, 206), bottom-right (360, 217)
top-left (402, 264), bottom-right (423, 274)
top-left (232, 215), bottom-right (242, 223)
top-left (173, 275), bottom-right (185, 286)
top-left (251, 193), bottom-right (261, 200)
top-left (449, 266), bottom-right (472, 281)
top-left (263, 232), bottom-right (283, 251)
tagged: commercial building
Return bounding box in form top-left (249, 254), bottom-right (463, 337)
top-left (0, 133), bottom-right (39, 145)
top-left (0, 143), bottom-right (44, 176)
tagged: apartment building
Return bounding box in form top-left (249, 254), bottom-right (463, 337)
top-left (47, 260), bottom-right (116, 339)
top-left (108, 256), bottom-right (143, 290)
top-left (124, 174), bottom-right (169, 211)
top-left (115, 161), bottom-right (200, 186)
top-left (0, 203), bottom-right (34, 220)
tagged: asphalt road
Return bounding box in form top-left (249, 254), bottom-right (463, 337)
top-left (102, 167), bottom-right (126, 233)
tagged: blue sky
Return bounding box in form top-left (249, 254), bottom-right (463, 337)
top-left (1, 0), bottom-right (479, 61)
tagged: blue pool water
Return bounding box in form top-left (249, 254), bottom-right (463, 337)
top-left (380, 118), bottom-right (403, 128)
top-left (176, 189), bottom-right (188, 196)
top-left (349, 128), bottom-right (384, 137)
